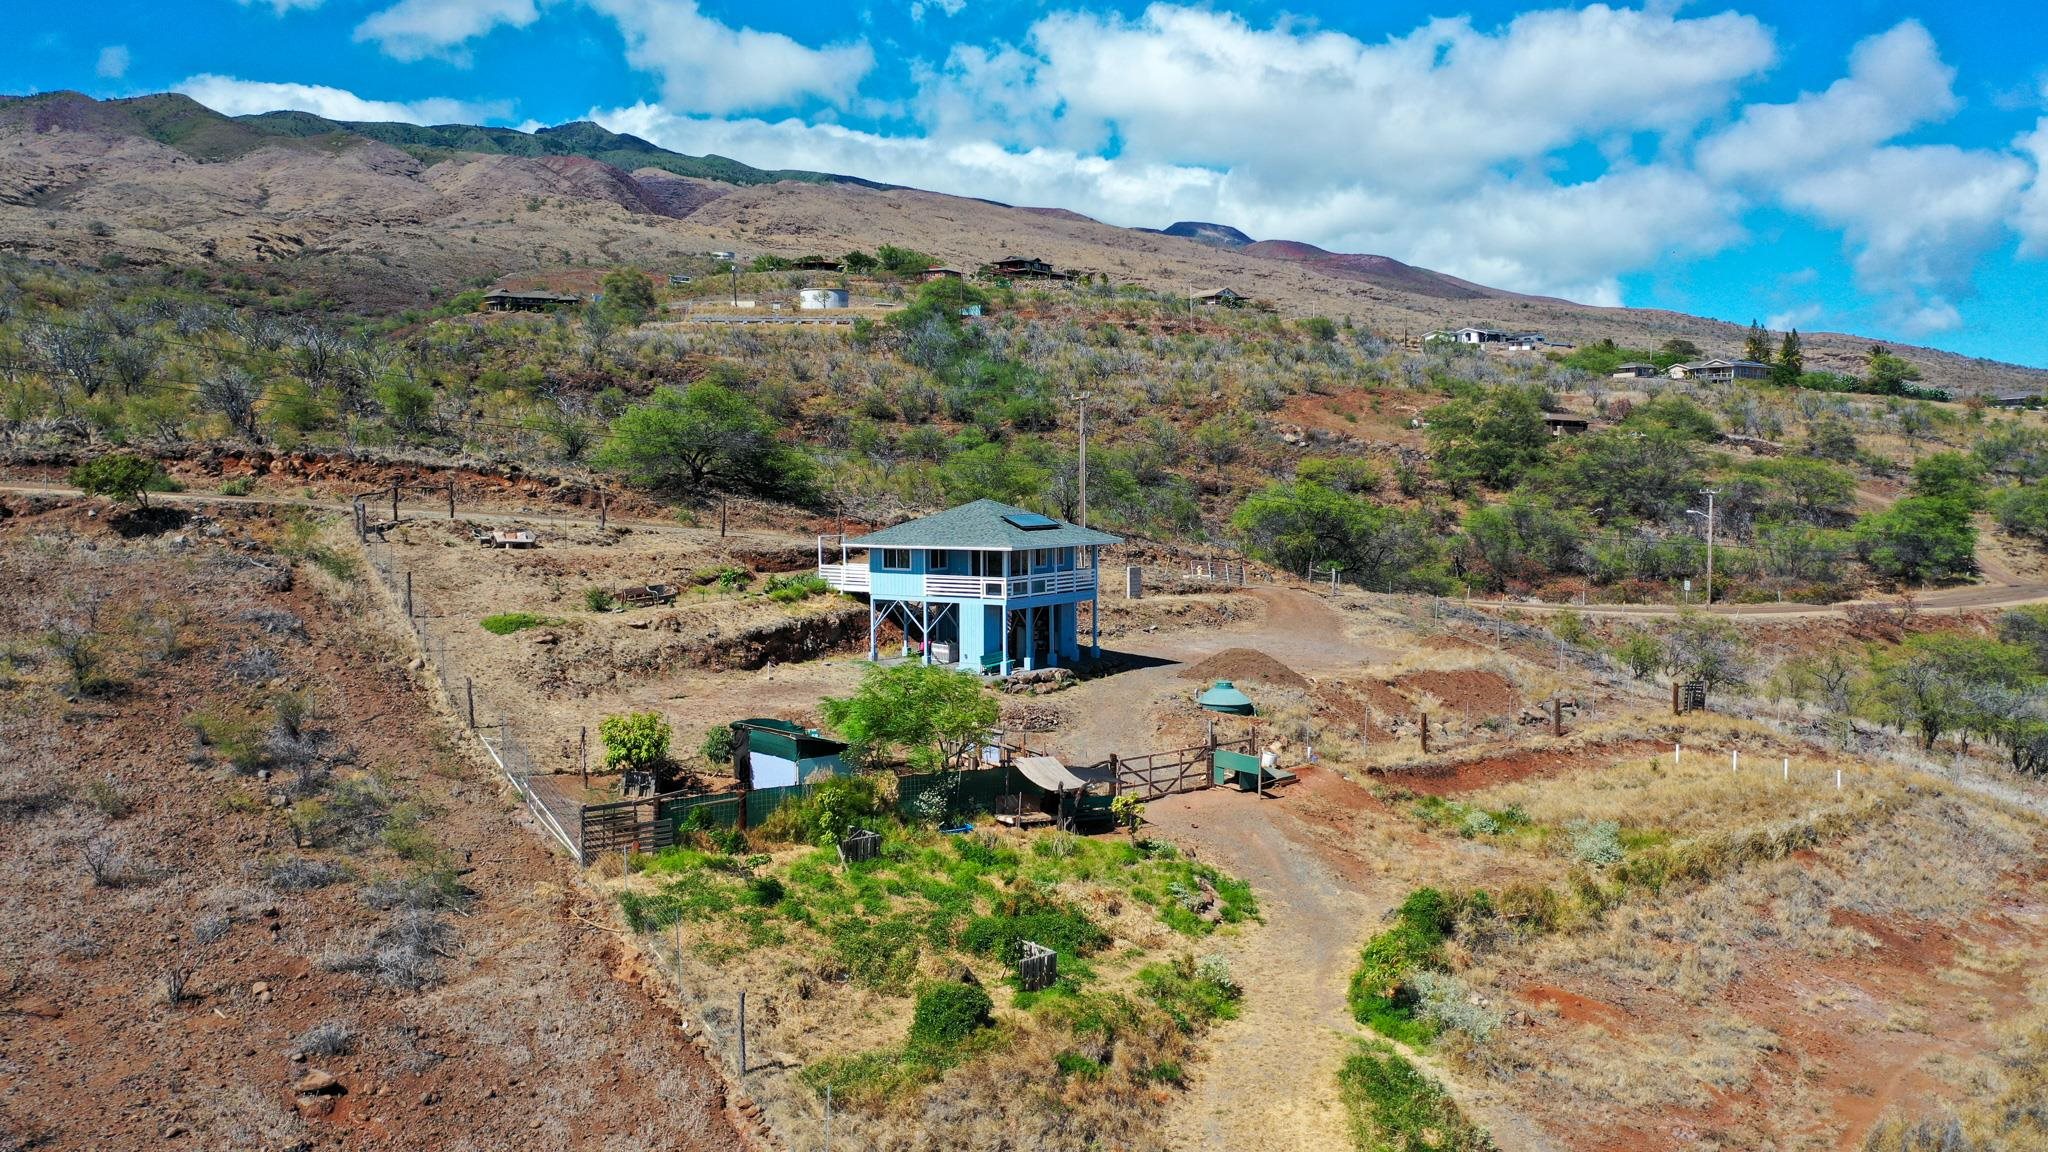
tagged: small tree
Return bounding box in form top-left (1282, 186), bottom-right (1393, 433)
top-left (1614, 629), bottom-right (1662, 681)
top-left (600, 267), bottom-right (657, 324)
top-left (593, 382), bottom-right (816, 502)
top-left (820, 663), bottom-right (998, 772)
top-left (69, 454), bottom-right (165, 510)
top-left (599, 712), bottom-right (673, 785)
top-left (1772, 329), bottom-right (1803, 388)
top-left (1661, 613), bottom-right (1750, 696)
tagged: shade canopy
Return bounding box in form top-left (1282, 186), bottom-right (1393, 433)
top-left (1196, 680), bottom-right (1256, 715)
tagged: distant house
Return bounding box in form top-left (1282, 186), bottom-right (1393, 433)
top-left (816, 499), bottom-right (1120, 675)
top-left (984, 256), bottom-right (1072, 282)
top-left (1504, 333), bottom-right (1545, 351)
top-left (480, 289), bottom-right (582, 313)
top-left (708, 250), bottom-right (736, 261)
top-left (1611, 362), bottom-right (1658, 378)
top-left (1193, 287), bottom-right (1247, 307)
top-left (1670, 358), bottom-right (1770, 384)
top-left (921, 265), bottom-right (965, 281)
top-left (1991, 392), bottom-right (2041, 409)
top-left (791, 256), bottom-right (843, 272)
top-left (1542, 413), bottom-right (1592, 436)
top-left (1449, 327), bottom-right (1521, 344)
top-left (667, 274), bottom-right (693, 287)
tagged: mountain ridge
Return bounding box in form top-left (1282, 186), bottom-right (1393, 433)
top-left (1, 91), bottom-right (2042, 390)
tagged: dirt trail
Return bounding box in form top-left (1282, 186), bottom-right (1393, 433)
top-left (1146, 774), bottom-right (1386, 1152)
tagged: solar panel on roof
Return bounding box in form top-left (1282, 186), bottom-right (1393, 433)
top-left (1002, 512), bottom-right (1061, 530)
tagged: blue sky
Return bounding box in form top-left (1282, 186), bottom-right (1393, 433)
top-left (10, 1), bottom-right (2048, 366)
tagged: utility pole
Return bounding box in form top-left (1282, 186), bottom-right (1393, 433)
top-left (1687, 489), bottom-right (1719, 606)
top-left (1070, 391), bottom-right (1093, 527)
top-left (728, 257), bottom-right (740, 307)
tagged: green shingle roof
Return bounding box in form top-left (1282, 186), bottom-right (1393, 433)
top-left (846, 499), bottom-right (1122, 550)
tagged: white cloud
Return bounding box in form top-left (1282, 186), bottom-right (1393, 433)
top-left (928, 5), bottom-right (1774, 195)
top-left (1767, 303), bottom-right (1824, 331)
top-left (174, 74), bottom-right (511, 126)
top-left (589, 0), bottom-right (873, 114)
top-left (95, 45), bottom-right (130, 80)
top-left (1780, 145), bottom-right (2029, 332)
top-left (2015, 117), bottom-right (2048, 258)
top-left (355, 0), bottom-right (543, 64)
top-left (910, 0), bottom-right (966, 21)
top-left (1697, 21), bottom-right (1957, 182)
top-left (235, 0), bottom-right (323, 13)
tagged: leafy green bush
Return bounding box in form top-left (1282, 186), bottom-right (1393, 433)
top-left (760, 774), bottom-right (886, 845)
top-left (219, 477), bottom-right (254, 497)
top-left (764, 572), bottom-right (829, 603)
top-left (908, 981), bottom-right (994, 1051)
top-left (583, 587), bottom-right (618, 612)
top-left (960, 897), bottom-right (1106, 962)
top-left (70, 453), bottom-right (167, 509)
top-left (1138, 953), bottom-right (1243, 1031)
top-left (599, 711), bottom-right (672, 777)
top-left (1347, 887), bottom-right (1480, 1044)
top-left (699, 724), bottom-right (735, 766)
top-left (480, 612), bottom-right (558, 635)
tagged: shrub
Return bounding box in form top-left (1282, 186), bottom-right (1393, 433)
top-left (265, 857), bottom-right (352, 890)
top-left (599, 711), bottom-right (671, 776)
top-left (908, 981), bottom-right (994, 1052)
top-left (219, 477), bottom-right (254, 497)
top-left (760, 773), bottom-right (885, 845)
top-left (698, 724), bottom-right (735, 766)
top-left (960, 897), bottom-right (1106, 961)
top-left (1410, 970), bottom-right (1500, 1042)
top-left (1569, 819), bottom-right (1624, 866)
top-left (764, 573), bottom-right (829, 603)
top-left (480, 612), bottom-right (558, 635)
top-left (70, 453), bottom-right (166, 509)
top-left (1139, 953), bottom-right (1244, 1031)
top-left (1348, 887), bottom-right (1472, 1043)
top-left (583, 587), bottom-right (619, 612)
top-left (1338, 1039), bottom-right (1496, 1151)
top-left (290, 1021), bottom-right (355, 1058)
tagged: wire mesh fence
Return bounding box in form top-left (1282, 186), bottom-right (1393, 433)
top-left (360, 535), bottom-right (579, 859)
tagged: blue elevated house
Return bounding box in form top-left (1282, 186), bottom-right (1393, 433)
top-left (817, 499), bottom-right (1121, 675)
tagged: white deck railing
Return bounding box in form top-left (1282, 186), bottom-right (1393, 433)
top-left (816, 564), bottom-right (1096, 600)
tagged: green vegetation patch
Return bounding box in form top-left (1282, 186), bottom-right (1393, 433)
top-left (479, 611), bottom-right (560, 635)
top-left (1338, 1039), bottom-right (1496, 1152)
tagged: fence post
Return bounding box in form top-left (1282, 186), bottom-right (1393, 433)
top-left (391, 482), bottom-right (399, 525)
top-left (598, 488), bottom-right (608, 530)
top-left (1782, 757), bottom-right (1789, 782)
top-left (465, 678), bottom-right (476, 729)
top-left (1671, 681), bottom-right (1680, 715)
top-left (1108, 752), bottom-right (1120, 796)
top-left (580, 726), bottom-right (588, 785)
top-left (447, 482), bottom-right (455, 520)
top-left (1731, 749), bottom-right (1739, 774)
top-left (1419, 713), bottom-right (1430, 754)
top-left (738, 990), bottom-right (747, 1076)
top-left (720, 497), bottom-right (728, 538)
top-left (1551, 697), bottom-right (1562, 738)
top-left (404, 571), bottom-right (413, 618)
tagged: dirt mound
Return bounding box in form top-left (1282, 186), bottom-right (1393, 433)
top-left (1179, 648), bottom-right (1309, 690)
top-left (1393, 668), bottom-right (1519, 716)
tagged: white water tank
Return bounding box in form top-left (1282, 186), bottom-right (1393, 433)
top-left (798, 288), bottom-right (849, 310)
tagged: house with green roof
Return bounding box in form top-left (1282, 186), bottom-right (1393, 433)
top-left (817, 499), bottom-right (1121, 675)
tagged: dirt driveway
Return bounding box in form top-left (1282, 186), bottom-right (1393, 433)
top-left (1050, 587), bottom-right (1394, 766)
top-left (1145, 768), bottom-right (1391, 1152)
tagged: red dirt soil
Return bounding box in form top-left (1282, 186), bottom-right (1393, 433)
top-left (1179, 647), bottom-right (1311, 690)
top-left (0, 506), bottom-right (749, 1151)
top-left (1391, 668), bottom-right (1520, 717)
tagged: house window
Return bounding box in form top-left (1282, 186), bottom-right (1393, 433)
top-left (929, 550), bottom-right (950, 570)
top-left (1033, 548), bottom-right (1051, 568)
top-left (881, 549), bottom-right (911, 571)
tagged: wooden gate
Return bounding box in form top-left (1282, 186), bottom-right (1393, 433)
top-left (1108, 737), bottom-right (1253, 801)
top-left (580, 797), bottom-right (675, 859)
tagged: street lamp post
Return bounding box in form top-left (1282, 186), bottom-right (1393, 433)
top-left (1070, 392), bottom-right (1093, 527)
top-left (1685, 488), bottom-right (1719, 605)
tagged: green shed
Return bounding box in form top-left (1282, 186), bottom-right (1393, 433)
top-left (731, 719), bottom-right (847, 789)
